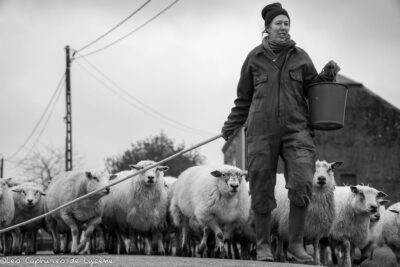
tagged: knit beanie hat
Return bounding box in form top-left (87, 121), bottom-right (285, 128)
top-left (261, 2), bottom-right (290, 27)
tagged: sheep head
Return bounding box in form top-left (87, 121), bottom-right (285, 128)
top-left (350, 185), bottom-right (387, 215)
top-left (313, 160), bottom-right (341, 190)
top-left (85, 170), bottom-right (111, 197)
top-left (129, 160), bottom-right (169, 187)
top-left (210, 166), bottom-right (246, 197)
top-left (12, 183), bottom-right (45, 208)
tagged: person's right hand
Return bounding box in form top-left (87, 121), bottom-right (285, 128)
top-left (221, 129), bottom-right (233, 141)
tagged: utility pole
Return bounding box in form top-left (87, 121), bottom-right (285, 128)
top-left (65, 46), bottom-right (73, 171)
top-left (0, 154), bottom-right (3, 178)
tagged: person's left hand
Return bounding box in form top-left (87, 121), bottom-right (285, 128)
top-left (322, 60), bottom-right (341, 78)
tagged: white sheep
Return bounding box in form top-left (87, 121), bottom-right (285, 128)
top-left (356, 198), bottom-right (390, 265)
top-left (44, 170), bottom-right (111, 254)
top-left (329, 185), bottom-right (387, 267)
top-left (379, 202), bottom-right (400, 263)
top-left (0, 178), bottom-right (15, 255)
top-left (11, 182), bottom-right (46, 254)
top-left (164, 176), bottom-right (177, 190)
top-left (101, 160), bottom-right (169, 255)
top-left (163, 176), bottom-right (179, 255)
top-left (271, 160), bottom-right (341, 265)
top-left (169, 164), bottom-right (250, 258)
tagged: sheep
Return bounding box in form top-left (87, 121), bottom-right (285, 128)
top-left (163, 176), bottom-right (179, 255)
top-left (355, 198), bottom-right (390, 265)
top-left (101, 160), bottom-right (169, 255)
top-left (169, 164), bottom-right (250, 258)
top-left (271, 160), bottom-right (341, 265)
top-left (329, 185), bottom-right (387, 267)
top-left (11, 182), bottom-right (46, 254)
top-left (44, 170), bottom-right (111, 254)
top-left (379, 202), bottom-right (400, 263)
top-left (164, 176), bottom-right (177, 190)
top-left (0, 178), bottom-right (15, 255)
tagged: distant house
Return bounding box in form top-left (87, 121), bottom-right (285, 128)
top-left (222, 74), bottom-right (400, 202)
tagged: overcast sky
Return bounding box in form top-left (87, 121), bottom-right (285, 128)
top-left (1, 0), bottom-right (399, 178)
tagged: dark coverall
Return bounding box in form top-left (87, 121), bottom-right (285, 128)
top-left (222, 43), bottom-right (331, 214)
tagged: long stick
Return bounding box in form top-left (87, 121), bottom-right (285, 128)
top-left (0, 134), bottom-right (222, 233)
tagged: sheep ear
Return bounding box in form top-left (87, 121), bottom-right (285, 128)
top-left (109, 174), bottom-right (118, 180)
top-left (331, 161), bottom-right (343, 170)
top-left (378, 199), bottom-right (390, 205)
top-left (129, 164), bottom-right (143, 170)
top-left (38, 190), bottom-right (46, 196)
top-left (85, 172), bottom-right (93, 179)
top-left (11, 187), bottom-right (22, 193)
top-left (157, 166), bottom-right (169, 172)
top-left (377, 191), bottom-right (388, 198)
top-left (350, 186), bottom-right (359, 194)
top-left (241, 170), bottom-right (248, 179)
top-left (5, 178), bottom-right (14, 187)
top-left (210, 170), bottom-right (222, 178)
top-left (389, 209), bottom-right (399, 214)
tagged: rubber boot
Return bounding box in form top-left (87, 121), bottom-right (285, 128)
top-left (287, 202), bottom-right (314, 263)
top-left (254, 211), bottom-right (274, 261)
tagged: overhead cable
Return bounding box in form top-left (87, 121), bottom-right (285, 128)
top-left (75, 58), bottom-right (213, 136)
top-left (74, 0), bottom-right (180, 59)
top-left (23, 82), bottom-right (65, 159)
top-left (75, 0), bottom-right (151, 54)
top-left (5, 73), bottom-right (66, 161)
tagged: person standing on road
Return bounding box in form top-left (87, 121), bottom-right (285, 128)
top-left (221, 2), bottom-right (340, 263)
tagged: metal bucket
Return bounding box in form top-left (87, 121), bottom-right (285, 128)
top-left (307, 82), bottom-right (348, 130)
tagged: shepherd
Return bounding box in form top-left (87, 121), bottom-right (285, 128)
top-left (221, 2), bottom-right (340, 263)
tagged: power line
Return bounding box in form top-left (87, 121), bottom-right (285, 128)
top-left (75, 0), bottom-right (151, 54)
top-left (74, 58), bottom-right (213, 136)
top-left (74, 0), bottom-right (180, 59)
top-left (23, 82), bottom-right (65, 159)
top-left (80, 56), bottom-right (214, 136)
top-left (5, 73), bottom-right (66, 161)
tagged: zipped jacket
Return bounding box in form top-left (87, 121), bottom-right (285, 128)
top-left (223, 43), bottom-right (330, 137)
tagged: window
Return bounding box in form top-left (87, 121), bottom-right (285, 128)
top-left (339, 173), bottom-right (357, 186)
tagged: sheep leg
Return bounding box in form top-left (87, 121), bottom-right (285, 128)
top-left (11, 229), bottom-right (21, 255)
top-left (144, 232), bottom-right (152, 255)
top-left (2, 232), bottom-right (12, 255)
top-left (60, 233), bottom-right (69, 254)
top-left (313, 239), bottom-right (321, 265)
top-left (46, 217), bottom-right (61, 254)
top-left (127, 233), bottom-right (139, 254)
top-left (78, 216), bottom-right (101, 254)
top-left (96, 226), bottom-right (106, 253)
top-left (181, 217), bottom-right (190, 256)
top-left (154, 230), bottom-right (165, 255)
top-left (342, 239), bottom-right (352, 267)
top-left (206, 218), bottom-right (225, 258)
top-left (25, 231), bottom-right (36, 255)
top-left (173, 228), bottom-right (181, 256)
top-left (61, 212), bottom-right (79, 254)
top-left (197, 226), bottom-right (211, 257)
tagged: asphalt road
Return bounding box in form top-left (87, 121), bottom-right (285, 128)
top-left (0, 254), bottom-right (317, 267)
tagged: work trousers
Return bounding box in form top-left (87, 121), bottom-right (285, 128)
top-left (246, 129), bottom-right (316, 214)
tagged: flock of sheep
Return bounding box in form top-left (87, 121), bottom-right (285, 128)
top-left (0, 159), bottom-right (399, 267)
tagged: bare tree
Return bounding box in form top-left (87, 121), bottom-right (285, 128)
top-left (17, 146), bottom-right (83, 189)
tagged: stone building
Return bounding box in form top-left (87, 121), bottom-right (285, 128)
top-left (222, 75), bottom-right (400, 202)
